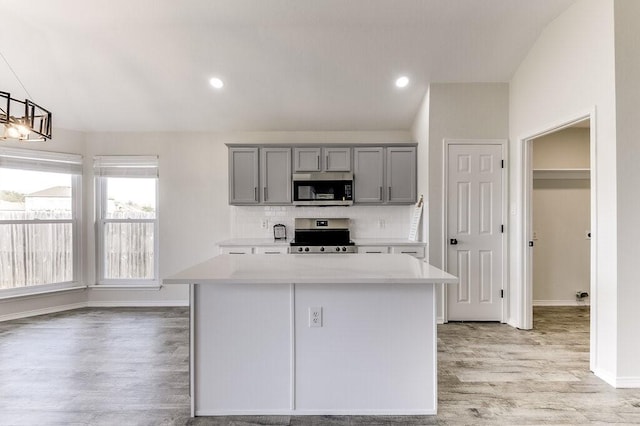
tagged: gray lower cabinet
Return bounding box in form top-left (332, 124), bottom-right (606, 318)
top-left (354, 146), bottom-right (416, 204)
top-left (229, 147), bottom-right (259, 204)
top-left (261, 147), bottom-right (292, 204)
top-left (229, 147), bottom-right (291, 205)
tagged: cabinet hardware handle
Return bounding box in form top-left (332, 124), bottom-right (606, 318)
top-left (326, 155), bottom-right (329, 169)
top-left (402, 251), bottom-right (418, 254)
top-left (379, 186), bottom-right (383, 200)
top-left (254, 187), bottom-right (258, 201)
top-left (229, 252), bottom-right (246, 255)
top-left (264, 187), bottom-right (267, 201)
top-left (264, 251), bottom-right (280, 254)
top-left (317, 155), bottom-right (320, 170)
top-left (367, 251), bottom-right (383, 253)
top-left (388, 187), bottom-right (391, 199)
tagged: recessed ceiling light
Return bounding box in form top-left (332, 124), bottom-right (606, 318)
top-left (395, 76), bottom-right (409, 88)
top-left (209, 77), bottom-right (224, 89)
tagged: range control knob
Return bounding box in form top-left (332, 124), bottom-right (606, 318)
top-left (342, 247), bottom-right (347, 252)
top-left (297, 247), bottom-right (303, 252)
top-left (320, 247), bottom-right (325, 252)
top-left (335, 247), bottom-right (341, 252)
top-left (304, 247), bottom-right (310, 252)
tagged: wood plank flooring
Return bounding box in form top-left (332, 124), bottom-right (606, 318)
top-left (0, 306), bottom-right (638, 425)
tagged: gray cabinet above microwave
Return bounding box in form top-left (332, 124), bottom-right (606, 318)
top-left (227, 144), bottom-right (416, 206)
top-left (293, 147), bottom-right (351, 172)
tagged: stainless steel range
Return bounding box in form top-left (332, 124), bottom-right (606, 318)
top-left (289, 218), bottom-right (357, 254)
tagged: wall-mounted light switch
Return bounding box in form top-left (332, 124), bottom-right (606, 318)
top-left (309, 306), bottom-right (322, 328)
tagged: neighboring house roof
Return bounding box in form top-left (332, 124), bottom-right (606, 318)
top-left (26, 186), bottom-right (72, 198)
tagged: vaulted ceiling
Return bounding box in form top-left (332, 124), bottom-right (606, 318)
top-left (1, 0), bottom-right (576, 133)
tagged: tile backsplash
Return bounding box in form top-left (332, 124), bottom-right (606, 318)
top-left (230, 205), bottom-right (418, 240)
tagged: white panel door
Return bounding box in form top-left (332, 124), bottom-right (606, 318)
top-left (447, 144), bottom-right (503, 321)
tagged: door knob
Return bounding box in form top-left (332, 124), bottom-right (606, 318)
top-left (450, 238), bottom-right (458, 245)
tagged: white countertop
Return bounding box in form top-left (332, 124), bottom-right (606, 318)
top-left (217, 238), bottom-right (291, 246)
top-left (352, 238), bottom-right (426, 246)
top-left (217, 238), bottom-right (425, 247)
top-left (163, 254), bottom-right (457, 285)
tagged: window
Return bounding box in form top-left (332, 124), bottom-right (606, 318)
top-left (0, 147), bottom-right (82, 294)
top-left (94, 156), bottom-right (158, 285)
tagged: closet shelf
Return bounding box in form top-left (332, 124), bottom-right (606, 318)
top-left (533, 168), bottom-right (590, 180)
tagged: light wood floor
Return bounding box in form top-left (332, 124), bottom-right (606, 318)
top-left (1, 306), bottom-right (638, 425)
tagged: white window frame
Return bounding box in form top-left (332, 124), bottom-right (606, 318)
top-left (94, 156), bottom-right (159, 286)
top-left (0, 147), bottom-right (83, 298)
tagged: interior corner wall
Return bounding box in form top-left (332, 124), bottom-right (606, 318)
top-left (426, 83), bottom-right (509, 321)
top-left (411, 88), bottom-right (430, 245)
top-left (509, 0), bottom-right (617, 383)
top-left (613, 0), bottom-right (640, 386)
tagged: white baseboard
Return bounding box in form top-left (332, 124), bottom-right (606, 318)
top-left (0, 302), bottom-right (88, 322)
top-left (86, 300), bottom-right (189, 308)
top-left (533, 299), bottom-right (590, 306)
top-left (614, 377), bottom-right (640, 388)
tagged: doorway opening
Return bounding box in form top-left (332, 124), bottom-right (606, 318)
top-left (521, 112), bottom-right (595, 369)
top-left (531, 121), bottom-right (591, 307)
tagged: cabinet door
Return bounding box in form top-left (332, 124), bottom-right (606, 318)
top-left (261, 147), bottom-right (292, 204)
top-left (229, 147), bottom-right (259, 204)
top-left (220, 246), bottom-right (254, 255)
top-left (353, 147), bottom-right (384, 203)
top-left (293, 147), bottom-right (321, 172)
top-left (254, 246), bottom-right (289, 255)
top-left (390, 245), bottom-right (425, 259)
top-left (386, 146), bottom-right (416, 204)
top-left (323, 147), bottom-right (351, 172)
top-left (358, 246), bottom-right (390, 254)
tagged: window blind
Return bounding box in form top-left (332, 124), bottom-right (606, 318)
top-left (0, 147), bottom-right (83, 174)
top-left (93, 155), bottom-right (159, 178)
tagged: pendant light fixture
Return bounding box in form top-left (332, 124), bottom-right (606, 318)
top-left (1, 52), bottom-right (52, 142)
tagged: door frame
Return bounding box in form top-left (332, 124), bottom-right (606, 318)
top-left (442, 139), bottom-right (508, 323)
top-left (519, 109), bottom-right (596, 370)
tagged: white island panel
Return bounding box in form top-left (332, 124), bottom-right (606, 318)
top-left (295, 283), bottom-right (435, 413)
top-left (164, 254), bottom-right (458, 417)
top-left (195, 283), bottom-right (292, 414)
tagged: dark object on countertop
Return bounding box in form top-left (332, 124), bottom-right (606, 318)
top-left (273, 224), bottom-right (286, 240)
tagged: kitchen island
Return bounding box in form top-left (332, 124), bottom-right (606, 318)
top-left (163, 254), bottom-right (458, 417)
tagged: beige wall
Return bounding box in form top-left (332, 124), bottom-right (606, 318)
top-left (532, 127), bottom-right (590, 304)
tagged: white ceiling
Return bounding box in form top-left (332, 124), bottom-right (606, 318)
top-left (1, 0), bottom-right (576, 133)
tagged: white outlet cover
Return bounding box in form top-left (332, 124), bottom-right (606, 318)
top-left (309, 306), bottom-right (322, 328)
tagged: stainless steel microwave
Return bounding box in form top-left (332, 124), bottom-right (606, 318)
top-left (292, 172), bottom-right (353, 206)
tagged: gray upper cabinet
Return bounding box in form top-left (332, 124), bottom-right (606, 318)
top-left (386, 146), bottom-right (416, 204)
top-left (229, 147), bottom-right (259, 204)
top-left (323, 147), bottom-right (351, 171)
top-left (353, 147), bottom-right (384, 203)
top-left (294, 147), bottom-right (322, 172)
top-left (229, 144), bottom-right (414, 206)
top-left (294, 147), bottom-right (351, 172)
top-left (353, 146), bottom-right (417, 204)
top-left (260, 147), bottom-right (292, 204)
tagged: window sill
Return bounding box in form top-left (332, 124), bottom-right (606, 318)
top-left (0, 285), bottom-right (88, 301)
top-left (88, 284), bottom-right (162, 291)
